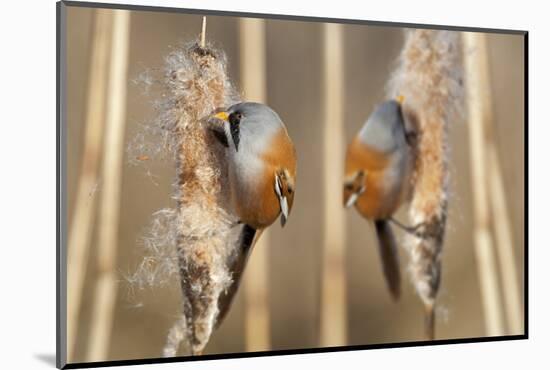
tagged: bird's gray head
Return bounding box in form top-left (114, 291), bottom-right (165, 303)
top-left (211, 102), bottom-right (283, 153)
top-left (358, 100), bottom-right (407, 153)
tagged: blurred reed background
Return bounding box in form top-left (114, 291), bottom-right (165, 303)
top-left (65, 5), bottom-right (525, 363)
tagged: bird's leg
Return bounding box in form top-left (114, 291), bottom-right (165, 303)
top-left (405, 129), bottom-right (419, 147)
top-left (389, 217), bottom-right (430, 239)
top-left (344, 171), bottom-right (367, 208)
top-left (399, 100), bottom-right (421, 147)
top-left (229, 220), bottom-right (242, 228)
top-left (205, 119), bottom-right (229, 148)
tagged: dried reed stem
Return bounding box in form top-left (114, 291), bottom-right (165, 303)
top-left (469, 33), bottom-right (522, 334)
top-left (85, 9), bottom-right (131, 361)
top-left (463, 32), bottom-right (505, 336)
top-left (157, 18), bottom-right (240, 356)
top-left (66, 10), bottom-right (112, 361)
top-left (387, 30), bottom-right (464, 339)
top-left (488, 147), bottom-right (523, 334)
top-left (320, 23), bottom-right (347, 347)
top-left (239, 17), bottom-right (271, 351)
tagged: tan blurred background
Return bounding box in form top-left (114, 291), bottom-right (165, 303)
top-left (65, 5), bottom-right (525, 363)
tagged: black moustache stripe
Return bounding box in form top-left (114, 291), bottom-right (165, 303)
top-left (230, 122), bottom-right (240, 151)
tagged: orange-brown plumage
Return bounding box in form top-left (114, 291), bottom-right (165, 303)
top-left (343, 100), bottom-right (412, 301)
top-left (344, 137), bottom-right (398, 219)
top-left (208, 102), bottom-right (297, 329)
top-left (236, 127), bottom-right (296, 229)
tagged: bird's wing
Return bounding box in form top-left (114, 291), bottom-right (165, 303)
top-left (274, 171), bottom-right (297, 227)
top-left (215, 224), bottom-right (264, 329)
top-left (274, 173), bottom-right (290, 227)
top-left (343, 171), bottom-right (367, 208)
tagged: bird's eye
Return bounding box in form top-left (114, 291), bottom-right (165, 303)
top-left (229, 112), bottom-right (242, 125)
top-left (287, 187), bottom-right (293, 195)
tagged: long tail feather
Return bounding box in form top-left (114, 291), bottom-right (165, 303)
top-left (215, 225), bottom-right (261, 328)
top-left (374, 220), bottom-right (401, 300)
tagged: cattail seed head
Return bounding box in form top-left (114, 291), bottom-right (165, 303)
top-left (387, 30), bottom-right (464, 317)
top-left (129, 40), bottom-right (242, 355)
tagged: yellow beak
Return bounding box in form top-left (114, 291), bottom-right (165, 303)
top-left (396, 95), bottom-right (405, 104)
top-left (213, 111), bottom-right (229, 122)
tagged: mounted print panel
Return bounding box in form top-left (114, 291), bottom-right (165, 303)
top-left (57, 1), bottom-right (526, 368)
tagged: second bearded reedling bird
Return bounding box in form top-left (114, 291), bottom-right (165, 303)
top-left (343, 98), bottom-right (413, 300)
top-left (208, 102), bottom-right (297, 326)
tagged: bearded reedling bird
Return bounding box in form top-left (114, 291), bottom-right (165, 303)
top-left (208, 102), bottom-right (297, 326)
top-left (343, 99), bottom-right (414, 300)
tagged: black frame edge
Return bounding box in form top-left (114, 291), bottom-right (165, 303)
top-left (523, 32), bottom-right (529, 338)
top-left (57, 1), bottom-right (68, 369)
top-left (63, 335), bottom-right (527, 369)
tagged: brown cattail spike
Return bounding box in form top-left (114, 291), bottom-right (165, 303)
top-left (387, 30), bottom-right (464, 340)
top-left (167, 40), bottom-right (239, 355)
top-left (129, 20), bottom-right (241, 356)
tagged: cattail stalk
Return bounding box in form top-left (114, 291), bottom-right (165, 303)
top-left (320, 23), bottom-right (347, 347)
top-left (200, 17), bottom-right (206, 49)
top-left (86, 9), bottom-right (131, 361)
top-left (463, 32), bottom-right (505, 336)
top-left (66, 10), bottom-right (112, 361)
top-left (239, 17), bottom-right (271, 351)
top-left (387, 30), bottom-right (464, 340)
top-left (160, 18), bottom-right (240, 356)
